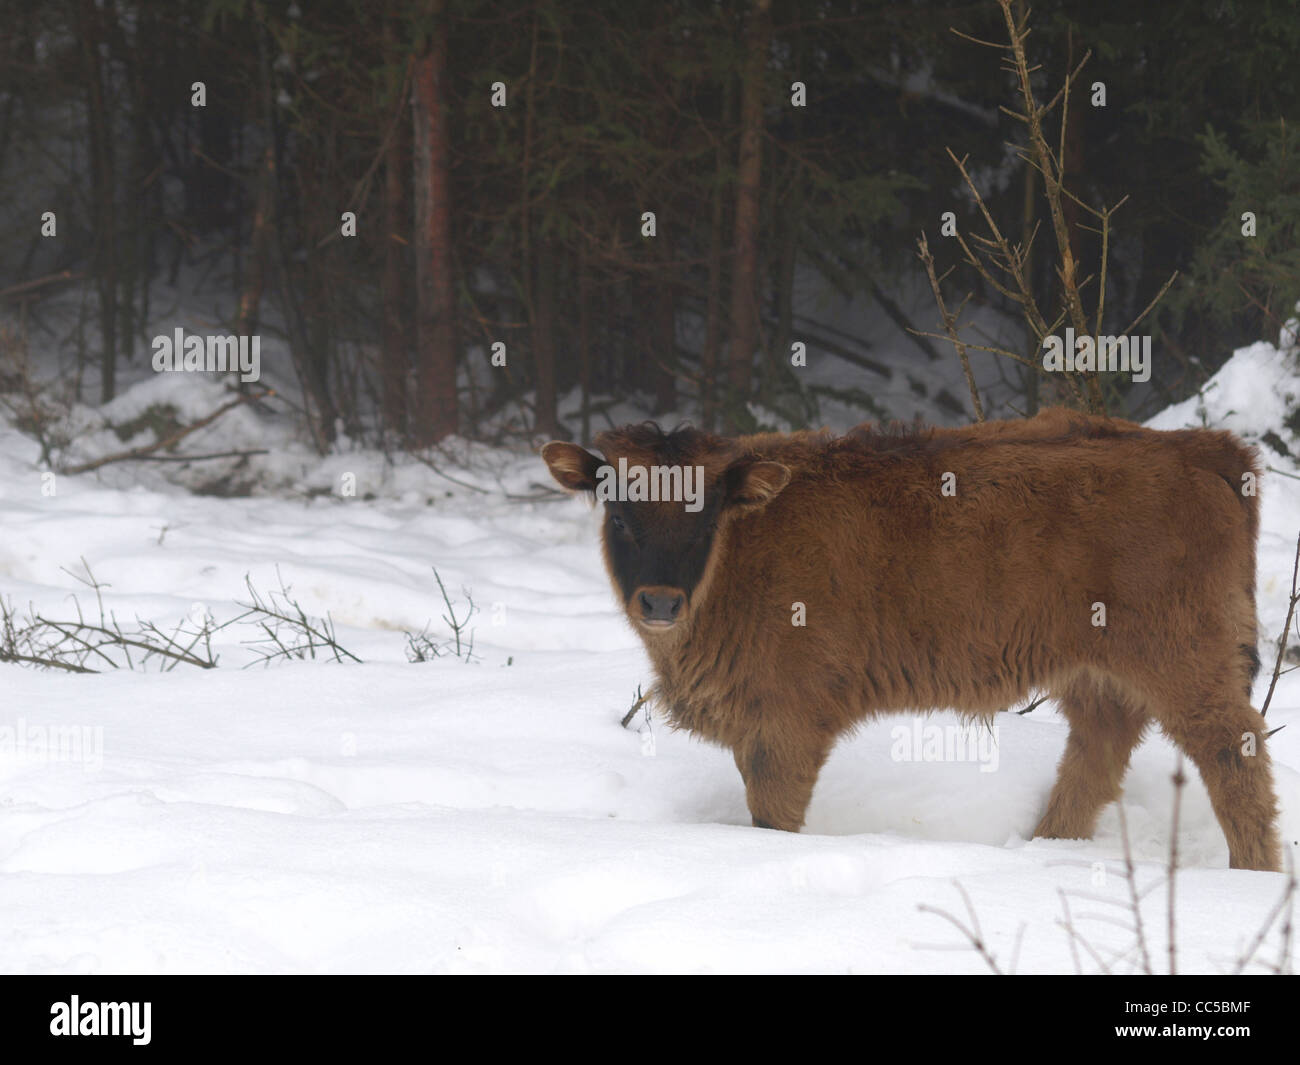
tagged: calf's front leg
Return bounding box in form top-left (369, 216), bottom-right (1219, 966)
top-left (733, 730), bottom-right (833, 832)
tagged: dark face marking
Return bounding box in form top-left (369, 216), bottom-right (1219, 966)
top-left (603, 489), bottom-right (725, 629)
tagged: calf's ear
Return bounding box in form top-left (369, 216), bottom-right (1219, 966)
top-left (541, 441), bottom-right (604, 492)
top-left (725, 460), bottom-right (791, 509)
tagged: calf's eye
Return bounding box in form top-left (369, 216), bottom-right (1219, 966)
top-left (611, 515), bottom-right (626, 532)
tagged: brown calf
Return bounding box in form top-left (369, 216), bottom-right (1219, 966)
top-left (542, 408), bottom-right (1283, 871)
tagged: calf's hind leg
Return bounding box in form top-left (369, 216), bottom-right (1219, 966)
top-left (1034, 675), bottom-right (1149, 841)
top-left (1146, 687), bottom-right (1281, 872)
top-left (733, 731), bottom-right (833, 832)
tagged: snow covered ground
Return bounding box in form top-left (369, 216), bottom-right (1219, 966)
top-left (2, 342), bottom-right (1299, 974)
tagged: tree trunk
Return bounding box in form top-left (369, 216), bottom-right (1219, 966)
top-left (532, 239), bottom-right (558, 437)
top-left (769, 169), bottom-right (799, 406)
top-left (81, 0), bottom-right (116, 402)
top-left (411, 0), bottom-right (458, 444)
top-left (256, 12), bottom-right (335, 449)
top-left (381, 20), bottom-right (411, 439)
top-left (117, 0), bottom-right (149, 375)
top-left (725, 0), bottom-right (771, 431)
top-left (654, 231), bottom-right (675, 415)
top-left (236, 138), bottom-right (274, 345)
top-left (700, 89), bottom-right (730, 432)
top-left (578, 243), bottom-right (592, 444)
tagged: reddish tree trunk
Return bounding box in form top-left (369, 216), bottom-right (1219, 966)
top-left (382, 27), bottom-right (411, 438)
top-left (411, 1), bottom-right (457, 445)
top-left (383, 135), bottom-right (410, 437)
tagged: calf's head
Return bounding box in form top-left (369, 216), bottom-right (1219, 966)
top-left (542, 425), bottom-right (790, 634)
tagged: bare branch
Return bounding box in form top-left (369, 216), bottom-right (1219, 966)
top-left (60, 390), bottom-right (274, 476)
top-left (915, 233), bottom-right (984, 420)
top-left (1261, 530), bottom-right (1300, 718)
top-left (918, 882), bottom-right (1004, 974)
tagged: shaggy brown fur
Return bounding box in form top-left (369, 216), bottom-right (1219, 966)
top-left (542, 408), bottom-right (1282, 871)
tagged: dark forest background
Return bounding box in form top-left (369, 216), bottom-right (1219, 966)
top-left (1, 0), bottom-right (1298, 453)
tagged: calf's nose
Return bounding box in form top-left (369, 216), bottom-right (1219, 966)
top-left (638, 589), bottom-right (684, 623)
